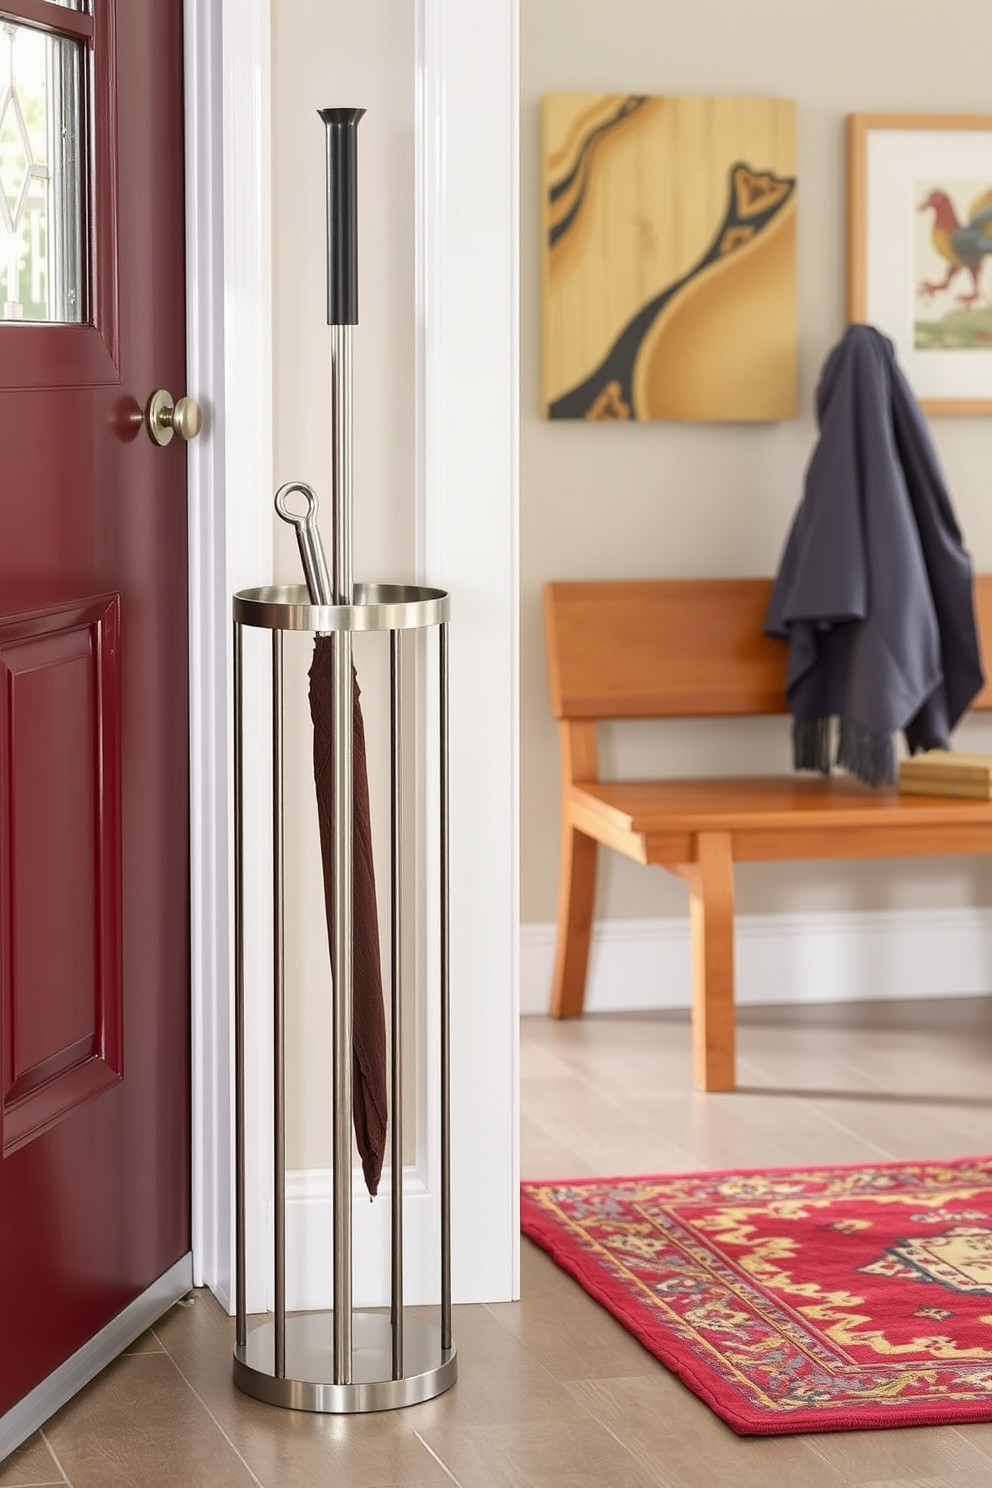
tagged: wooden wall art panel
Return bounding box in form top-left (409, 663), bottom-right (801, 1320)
top-left (541, 93), bottom-right (798, 422)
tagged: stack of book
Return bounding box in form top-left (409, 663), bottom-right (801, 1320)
top-left (898, 750), bottom-right (992, 800)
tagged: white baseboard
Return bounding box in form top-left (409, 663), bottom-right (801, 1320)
top-left (519, 907), bottom-right (992, 1017)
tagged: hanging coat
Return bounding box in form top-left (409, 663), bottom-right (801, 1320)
top-left (763, 324), bottom-right (984, 786)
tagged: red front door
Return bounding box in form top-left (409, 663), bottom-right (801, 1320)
top-left (0, 0), bottom-right (191, 1417)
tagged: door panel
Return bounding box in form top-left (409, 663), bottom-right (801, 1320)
top-left (1, 596), bottom-right (123, 1159)
top-left (0, 0), bottom-right (190, 1418)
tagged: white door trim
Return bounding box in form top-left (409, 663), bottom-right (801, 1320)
top-left (184, 0), bottom-right (273, 1310)
top-left (417, 0), bottom-right (520, 1302)
top-left (186, 0), bottom-right (520, 1309)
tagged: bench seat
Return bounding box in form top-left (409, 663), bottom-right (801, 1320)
top-left (570, 776), bottom-right (992, 863)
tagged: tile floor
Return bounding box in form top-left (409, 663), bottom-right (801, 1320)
top-left (3, 996), bottom-right (992, 1487)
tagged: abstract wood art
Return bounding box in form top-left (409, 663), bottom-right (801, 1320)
top-left (541, 94), bottom-right (798, 422)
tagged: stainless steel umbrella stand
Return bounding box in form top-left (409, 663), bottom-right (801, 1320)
top-left (230, 108), bottom-right (456, 1413)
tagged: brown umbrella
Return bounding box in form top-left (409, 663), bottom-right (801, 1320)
top-left (276, 481), bottom-right (387, 1196)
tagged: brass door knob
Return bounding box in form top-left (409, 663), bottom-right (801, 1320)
top-left (146, 388), bottom-right (203, 447)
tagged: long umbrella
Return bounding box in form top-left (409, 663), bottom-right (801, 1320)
top-left (275, 105), bottom-right (388, 1201)
top-left (275, 479), bottom-right (388, 1198)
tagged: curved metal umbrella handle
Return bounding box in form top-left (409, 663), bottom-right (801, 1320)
top-left (274, 481), bottom-right (332, 608)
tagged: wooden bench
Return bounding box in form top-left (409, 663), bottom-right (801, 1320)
top-left (543, 576), bottom-right (992, 1093)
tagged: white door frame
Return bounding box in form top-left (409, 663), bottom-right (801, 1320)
top-left (185, 0), bottom-right (520, 1309)
top-left (184, 0), bottom-right (273, 1310)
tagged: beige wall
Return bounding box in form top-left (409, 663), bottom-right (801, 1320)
top-left (520, 0), bottom-right (992, 932)
top-left (272, 0), bottom-right (416, 1170)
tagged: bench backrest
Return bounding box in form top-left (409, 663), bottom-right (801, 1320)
top-left (543, 576), bottom-right (992, 721)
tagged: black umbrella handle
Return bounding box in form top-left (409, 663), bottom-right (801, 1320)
top-left (318, 107), bottom-right (365, 327)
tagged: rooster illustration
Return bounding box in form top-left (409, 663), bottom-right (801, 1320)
top-left (918, 187), bottom-right (992, 307)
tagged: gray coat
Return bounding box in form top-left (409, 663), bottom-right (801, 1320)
top-left (763, 324), bottom-right (983, 786)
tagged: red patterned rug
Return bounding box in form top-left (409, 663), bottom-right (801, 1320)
top-left (520, 1158), bottom-right (992, 1435)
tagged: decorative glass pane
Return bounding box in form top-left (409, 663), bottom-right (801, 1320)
top-left (0, 20), bottom-right (85, 323)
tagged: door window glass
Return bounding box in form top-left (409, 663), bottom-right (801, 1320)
top-left (0, 19), bottom-right (85, 322)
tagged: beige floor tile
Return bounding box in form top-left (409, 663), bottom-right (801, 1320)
top-left (154, 1291), bottom-right (455, 1487)
top-left (516, 1234), bottom-right (577, 1296)
top-left (0, 1433), bottom-right (64, 1487)
top-left (125, 1328), bottom-right (166, 1355)
top-left (736, 1018), bottom-right (893, 1084)
top-left (737, 998), bottom-right (991, 1070)
top-left (43, 1353), bottom-right (259, 1488)
top-left (518, 1071), bottom-right (627, 1128)
top-left (482, 1270), bottom-right (660, 1383)
top-left (624, 1089), bottom-right (889, 1171)
top-left (831, 1040), bottom-right (992, 1097)
top-left (416, 1415), bottom-right (672, 1488)
top-left (736, 1065), bottom-right (992, 1105)
top-left (566, 1375), bottom-right (855, 1488)
top-left (533, 1037), bottom-right (694, 1105)
top-left (951, 1424), bottom-right (992, 1463)
top-left (517, 1031), bottom-right (579, 1081)
top-left (738, 1047), bottom-right (893, 1098)
top-left (809, 1425), bottom-right (992, 1487)
top-left (518, 1113), bottom-right (596, 1181)
top-left (523, 1109), bottom-right (701, 1177)
top-left (527, 1013), bottom-right (693, 1087)
top-left (796, 1094), bottom-right (992, 1163)
top-left (739, 997), bottom-right (992, 1040)
top-left (747, 1004), bottom-right (992, 1099)
top-left (854, 1479), bottom-right (958, 1488)
top-left (400, 1301), bottom-right (593, 1433)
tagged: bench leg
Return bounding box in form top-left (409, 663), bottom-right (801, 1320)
top-left (687, 831), bottom-right (736, 1092)
top-left (550, 823), bottom-right (597, 1018)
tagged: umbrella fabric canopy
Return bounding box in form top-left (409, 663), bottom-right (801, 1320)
top-left (309, 641), bottom-right (388, 1197)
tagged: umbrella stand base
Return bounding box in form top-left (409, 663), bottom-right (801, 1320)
top-left (233, 1312), bottom-right (457, 1413)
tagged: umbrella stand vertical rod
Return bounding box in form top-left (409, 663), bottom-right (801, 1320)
top-left (272, 631), bottom-right (287, 1379)
top-left (390, 630), bottom-right (404, 1378)
top-left (439, 621), bottom-right (451, 1352)
top-left (234, 623), bottom-right (246, 1351)
top-left (330, 322), bottom-right (354, 1385)
top-left (322, 104), bottom-right (364, 1387)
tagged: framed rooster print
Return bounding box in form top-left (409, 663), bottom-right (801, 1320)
top-left (847, 113), bottom-right (992, 415)
top-left (541, 94), bottom-right (798, 422)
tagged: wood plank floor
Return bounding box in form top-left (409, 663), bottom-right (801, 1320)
top-left (3, 996), bottom-right (992, 1487)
